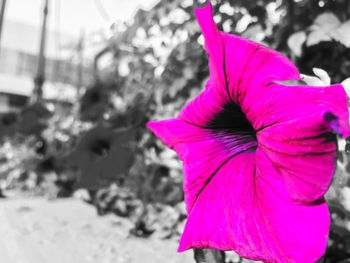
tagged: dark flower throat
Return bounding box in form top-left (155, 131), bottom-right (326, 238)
top-left (194, 102), bottom-right (258, 201)
top-left (207, 102), bottom-right (257, 150)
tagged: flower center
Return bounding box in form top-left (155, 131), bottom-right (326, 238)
top-left (89, 139), bottom-right (111, 156)
top-left (207, 102), bottom-right (257, 152)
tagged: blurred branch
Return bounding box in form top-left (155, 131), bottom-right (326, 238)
top-left (33, 0), bottom-right (49, 103)
top-left (93, 46), bottom-right (110, 82)
top-left (93, 0), bottom-right (111, 22)
top-left (0, 0), bottom-right (7, 54)
top-left (76, 30), bottom-right (85, 92)
top-left (93, 8), bottom-right (146, 82)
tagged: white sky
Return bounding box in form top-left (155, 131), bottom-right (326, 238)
top-left (5, 0), bottom-right (158, 35)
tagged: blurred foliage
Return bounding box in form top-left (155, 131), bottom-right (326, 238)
top-left (0, 0), bottom-right (350, 262)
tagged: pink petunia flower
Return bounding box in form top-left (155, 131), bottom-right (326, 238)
top-left (147, 3), bottom-right (350, 263)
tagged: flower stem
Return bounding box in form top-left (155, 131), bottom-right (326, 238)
top-left (193, 249), bottom-right (225, 263)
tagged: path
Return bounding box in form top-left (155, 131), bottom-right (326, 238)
top-left (0, 197), bottom-right (194, 263)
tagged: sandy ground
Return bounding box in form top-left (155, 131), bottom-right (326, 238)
top-left (0, 197), bottom-right (194, 263)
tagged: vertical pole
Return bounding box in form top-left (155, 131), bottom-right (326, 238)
top-left (53, 0), bottom-right (61, 83)
top-left (0, 0), bottom-right (6, 199)
top-left (33, 0), bottom-right (49, 103)
top-left (0, 0), bottom-right (7, 54)
top-left (76, 30), bottom-right (85, 94)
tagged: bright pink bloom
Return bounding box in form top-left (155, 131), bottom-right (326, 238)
top-left (147, 3), bottom-right (350, 262)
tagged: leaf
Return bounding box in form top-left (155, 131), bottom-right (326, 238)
top-left (313, 12), bottom-right (340, 31)
top-left (287, 31), bottom-right (306, 57)
top-left (241, 24), bottom-right (264, 42)
top-left (341, 187), bottom-right (350, 212)
top-left (341, 77), bottom-right (350, 96)
top-left (18, 103), bottom-right (52, 135)
top-left (300, 68), bottom-right (330, 87)
top-left (300, 74), bottom-right (326, 86)
top-left (306, 30), bottom-right (332, 47)
top-left (306, 12), bottom-right (340, 47)
top-left (312, 67), bottom-right (331, 85)
top-left (330, 20), bottom-right (350, 48)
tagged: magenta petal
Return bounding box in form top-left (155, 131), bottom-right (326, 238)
top-left (147, 119), bottom-right (330, 261)
top-left (178, 149), bottom-right (329, 263)
top-left (195, 3), bottom-right (300, 112)
top-left (257, 83), bottom-right (350, 203)
top-left (147, 2), bottom-right (350, 262)
top-left (193, 3), bottom-right (350, 204)
top-left (194, 3), bottom-right (225, 90)
top-left (148, 119), bottom-right (255, 212)
top-left (178, 82), bottom-right (225, 127)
